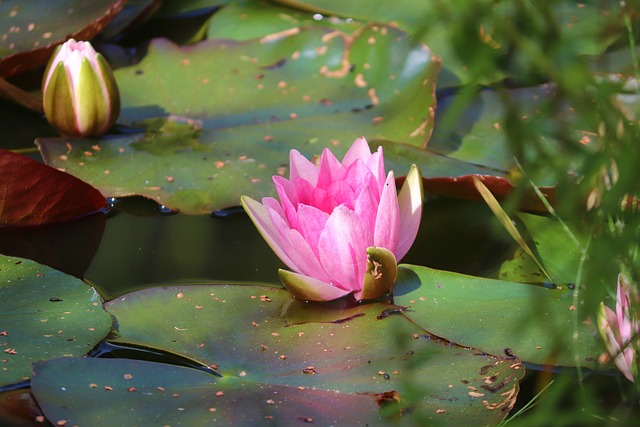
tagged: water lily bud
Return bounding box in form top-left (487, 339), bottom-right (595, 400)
top-left (598, 273), bottom-right (639, 382)
top-left (242, 137), bottom-right (423, 302)
top-left (42, 39), bottom-right (120, 137)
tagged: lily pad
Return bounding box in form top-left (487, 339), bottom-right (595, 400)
top-left (0, 0), bottom-right (125, 77)
top-left (98, 284), bottom-right (523, 424)
top-left (37, 133), bottom-right (508, 215)
top-left (394, 265), bottom-right (602, 369)
top-left (499, 213), bottom-right (588, 285)
top-left (37, 24), bottom-right (443, 214)
top-left (0, 255), bottom-right (113, 387)
top-left (207, 0), bottom-right (358, 41)
top-left (272, 0), bottom-right (624, 86)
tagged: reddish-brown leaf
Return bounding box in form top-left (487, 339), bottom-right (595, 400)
top-left (421, 174), bottom-right (556, 213)
top-left (0, 149), bottom-right (106, 227)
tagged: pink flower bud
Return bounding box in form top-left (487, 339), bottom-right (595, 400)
top-left (42, 39), bottom-right (120, 137)
top-left (598, 273), bottom-right (639, 382)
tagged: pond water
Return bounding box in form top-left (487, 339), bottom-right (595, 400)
top-left (0, 193), bottom-right (526, 423)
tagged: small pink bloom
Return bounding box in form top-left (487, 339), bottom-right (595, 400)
top-left (598, 273), bottom-right (639, 382)
top-left (242, 137), bottom-right (423, 302)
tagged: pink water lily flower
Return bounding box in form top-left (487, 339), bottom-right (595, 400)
top-left (242, 137), bottom-right (423, 302)
top-left (598, 273), bottom-right (639, 382)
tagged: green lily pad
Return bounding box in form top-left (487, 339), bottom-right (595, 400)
top-left (499, 213), bottom-right (588, 285)
top-left (36, 24), bottom-right (461, 214)
top-left (98, 284), bottom-right (523, 424)
top-left (0, 0), bottom-right (125, 77)
top-left (32, 354), bottom-right (521, 426)
top-left (0, 255), bottom-right (113, 387)
top-left (394, 265), bottom-right (602, 369)
top-left (207, 0), bottom-right (358, 41)
top-left (37, 132), bottom-right (505, 215)
top-left (272, 0), bottom-right (624, 87)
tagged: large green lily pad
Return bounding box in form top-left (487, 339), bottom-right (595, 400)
top-left (32, 354), bottom-right (521, 426)
top-left (394, 265), bottom-right (603, 369)
top-left (96, 284), bottom-right (523, 424)
top-left (37, 132), bottom-right (505, 215)
top-left (36, 24), bottom-right (450, 214)
top-left (0, 255), bottom-right (112, 387)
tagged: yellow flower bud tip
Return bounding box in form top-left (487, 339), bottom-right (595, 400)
top-left (42, 38), bottom-right (120, 138)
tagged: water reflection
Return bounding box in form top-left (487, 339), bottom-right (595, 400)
top-left (84, 196), bottom-right (514, 300)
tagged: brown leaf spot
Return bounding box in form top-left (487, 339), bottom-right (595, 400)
top-left (367, 88), bottom-right (379, 105)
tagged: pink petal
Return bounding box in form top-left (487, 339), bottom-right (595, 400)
top-left (289, 149), bottom-right (318, 186)
top-left (395, 165), bottom-right (423, 260)
top-left (318, 206), bottom-right (372, 291)
top-left (262, 197), bottom-right (286, 221)
top-left (327, 179), bottom-right (356, 210)
top-left (311, 185), bottom-right (338, 214)
top-left (367, 147), bottom-right (386, 190)
top-left (267, 208), bottom-right (331, 283)
top-left (241, 196), bottom-right (299, 271)
top-left (342, 136), bottom-right (372, 168)
top-left (374, 171), bottom-right (400, 252)
top-left (316, 148), bottom-right (344, 190)
top-left (296, 204), bottom-right (329, 259)
top-left (294, 177), bottom-right (314, 206)
top-left (354, 185), bottom-right (378, 233)
top-left (344, 159), bottom-right (379, 201)
top-left (273, 176), bottom-right (299, 230)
